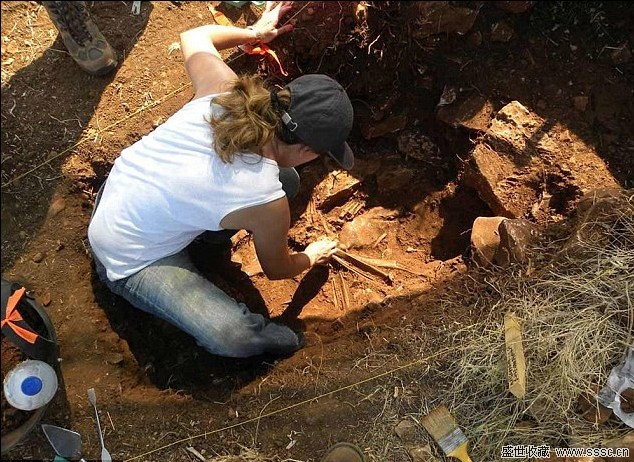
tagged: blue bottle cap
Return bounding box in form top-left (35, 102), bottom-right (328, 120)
top-left (4, 360), bottom-right (58, 410)
top-left (21, 376), bottom-right (44, 396)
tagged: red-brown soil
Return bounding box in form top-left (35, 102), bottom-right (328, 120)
top-left (2, 1), bottom-right (632, 461)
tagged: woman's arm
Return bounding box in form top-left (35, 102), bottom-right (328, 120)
top-left (221, 198), bottom-right (338, 280)
top-left (179, 2), bottom-right (293, 99)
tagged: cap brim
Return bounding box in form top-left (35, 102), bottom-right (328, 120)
top-left (327, 142), bottom-right (354, 170)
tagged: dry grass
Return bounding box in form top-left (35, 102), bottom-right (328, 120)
top-left (435, 194), bottom-right (633, 460)
top-left (204, 444), bottom-right (276, 462)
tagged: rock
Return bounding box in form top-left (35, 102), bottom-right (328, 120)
top-left (583, 403), bottom-right (612, 424)
top-left (47, 196), bottom-right (66, 218)
top-left (611, 42), bottom-right (632, 65)
top-left (359, 114), bottom-right (408, 139)
top-left (621, 387), bottom-right (634, 413)
top-left (39, 292), bottom-right (52, 307)
top-left (413, 2), bottom-right (479, 37)
top-left (397, 129), bottom-right (440, 162)
top-left (578, 385), bottom-right (613, 424)
top-left (465, 102), bottom-right (620, 218)
top-left (494, 219), bottom-right (538, 266)
top-left (486, 101), bottom-right (543, 162)
top-left (339, 209), bottom-right (391, 250)
top-left (437, 94), bottom-right (494, 132)
top-left (495, 1), bottom-right (535, 13)
top-left (408, 444), bottom-right (439, 462)
top-left (573, 95), bottom-right (589, 112)
top-left (491, 21), bottom-right (514, 42)
top-left (394, 419), bottom-right (419, 444)
top-left (376, 166), bottom-right (417, 195)
top-left (464, 144), bottom-right (530, 217)
top-left (470, 216), bottom-right (507, 266)
top-left (316, 170), bottom-right (361, 211)
top-left (32, 252), bottom-right (44, 263)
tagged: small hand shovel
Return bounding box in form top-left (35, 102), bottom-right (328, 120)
top-left (42, 424), bottom-right (87, 462)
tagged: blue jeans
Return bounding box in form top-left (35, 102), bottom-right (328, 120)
top-left (91, 167), bottom-right (303, 358)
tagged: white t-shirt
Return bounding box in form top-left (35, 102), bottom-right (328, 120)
top-left (88, 94), bottom-right (285, 281)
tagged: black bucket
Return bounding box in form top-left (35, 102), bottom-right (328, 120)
top-left (1, 279), bottom-right (64, 454)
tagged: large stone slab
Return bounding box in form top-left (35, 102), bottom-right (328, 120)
top-left (436, 94), bottom-right (494, 132)
top-left (465, 143), bottom-right (536, 218)
top-left (465, 101), bottom-right (621, 219)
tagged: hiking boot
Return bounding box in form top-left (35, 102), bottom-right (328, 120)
top-left (42, 1), bottom-right (118, 76)
top-left (321, 443), bottom-right (366, 462)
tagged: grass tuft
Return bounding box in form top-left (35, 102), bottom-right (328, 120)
top-left (437, 193), bottom-right (633, 460)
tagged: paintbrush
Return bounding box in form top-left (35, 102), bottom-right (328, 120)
top-left (421, 405), bottom-right (473, 462)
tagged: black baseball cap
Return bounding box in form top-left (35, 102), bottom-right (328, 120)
top-left (281, 74), bottom-right (354, 170)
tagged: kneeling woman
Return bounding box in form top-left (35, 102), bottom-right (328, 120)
top-left (87, 2), bottom-right (354, 357)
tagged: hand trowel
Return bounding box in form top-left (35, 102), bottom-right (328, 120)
top-left (42, 424), bottom-right (87, 462)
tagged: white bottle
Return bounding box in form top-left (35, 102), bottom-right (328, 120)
top-left (3, 359), bottom-right (58, 411)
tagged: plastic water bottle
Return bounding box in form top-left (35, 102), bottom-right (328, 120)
top-left (3, 360), bottom-right (58, 411)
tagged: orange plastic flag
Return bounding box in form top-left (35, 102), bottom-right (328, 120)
top-left (1, 287), bottom-right (38, 344)
top-left (240, 43), bottom-right (288, 76)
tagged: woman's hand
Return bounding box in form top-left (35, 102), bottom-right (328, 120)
top-left (252, 1), bottom-right (294, 43)
top-left (304, 238), bottom-right (339, 266)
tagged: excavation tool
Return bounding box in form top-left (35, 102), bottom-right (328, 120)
top-left (421, 405), bottom-right (473, 462)
top-left (41, 424), bottom-right (87, 462)
top-left (87, 388), bottom-right (112, 462)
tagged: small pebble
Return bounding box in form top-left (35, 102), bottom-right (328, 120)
top-left (40, 292), bottom-right (52, 306)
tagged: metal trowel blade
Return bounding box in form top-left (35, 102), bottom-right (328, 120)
top-left (42, 424), bottom-right (83, 459)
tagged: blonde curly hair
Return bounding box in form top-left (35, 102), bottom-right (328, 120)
top-left (208, 74), bottom-right (292, 162)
